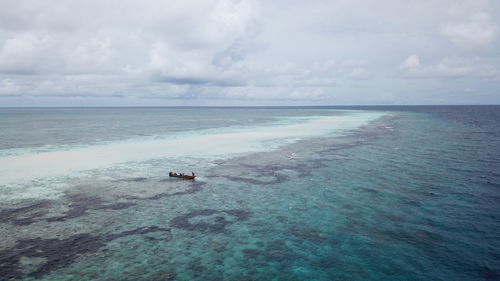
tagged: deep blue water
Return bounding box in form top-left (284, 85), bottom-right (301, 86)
top-left (0, 106), bottom-right (499, 281)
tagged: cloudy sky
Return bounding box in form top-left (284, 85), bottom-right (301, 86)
top-left (0, 0), bottom-right (499, 106)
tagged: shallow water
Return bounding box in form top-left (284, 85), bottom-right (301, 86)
top-left (0, 106), bottom-right (499, 281)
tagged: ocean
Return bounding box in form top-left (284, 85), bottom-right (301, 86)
top-left (0, 106), bottom-right (498, 281)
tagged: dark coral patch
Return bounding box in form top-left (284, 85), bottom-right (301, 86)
top-left (125, 181), bottom-right (206, 201)
top-left (0, 200), bottom-right (52, 226)
top-left (223, 175), bottom-right (288, 185)
top-left (0, 226), bottom-right (170, 281)
top-left (0, 234), bottom-right (104, 280)
top-left (46, 194), bottom-right (137, 222)
top-left (170, 209), bottom-right (250, 233)
top-left (104, 225), bottom-right (171, 242)
top-left (286, 225), bottom-right (328, 243)
top-left (1, 181), bottom-right (206, 226)
top-left (151, 270), bottom-right (177, 281)
top-left (0, 195), bottom-right (137, 226)
top-left (221, 164), bottom-right (289, 185)
top-left (150, 181), bottom-right (206, 199)
top-left (114, 177), bottom-right (148, 182)
top-left (242, 248), bottom-right (262, 258)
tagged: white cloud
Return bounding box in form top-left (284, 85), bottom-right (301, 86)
top-left (0, 0), bottom-right (499, 105)
top-left (0, 34), bottom-right (52, 74)
top-left (350, 68), bottom-right (371, 80)
top-left (398, 55), bottom-right (500, 79)
top-left (0, 78), bottom-right (21, 95)
top-left (439, 12), bottom-right (499, 48)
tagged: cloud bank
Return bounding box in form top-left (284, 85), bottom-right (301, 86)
top-left (0, 0), bottom-right (499, 106)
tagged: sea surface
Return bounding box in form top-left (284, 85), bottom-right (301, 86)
top-left (0, 106), bottom-right (498, 281)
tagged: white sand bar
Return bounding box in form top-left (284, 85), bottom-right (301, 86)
top-left (0, 111), bottom-right (385, 185)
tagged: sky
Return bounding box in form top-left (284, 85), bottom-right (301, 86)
top-left (0, 0), bottom-right (499, 106)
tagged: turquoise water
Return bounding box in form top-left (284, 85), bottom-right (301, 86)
top-left (0, 106), bottom-right (498, 280)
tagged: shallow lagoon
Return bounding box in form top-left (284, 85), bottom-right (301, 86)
top-left (0, 106), bottom-right (498, 280)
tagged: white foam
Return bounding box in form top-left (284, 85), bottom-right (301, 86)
top-left (0, 111), bottom-right (385, 187)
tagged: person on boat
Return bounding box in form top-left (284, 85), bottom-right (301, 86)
top-left (192, 172), bottom-right (195, 177)
top-left (169, 172), bottom-right (172, 176)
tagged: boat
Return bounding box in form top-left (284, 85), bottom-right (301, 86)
top-left (169, 172), bottom-right (196, 180)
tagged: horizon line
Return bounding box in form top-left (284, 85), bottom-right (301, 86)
top-left (1, 104), bottom-right (499, 109)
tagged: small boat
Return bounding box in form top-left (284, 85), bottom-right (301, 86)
top-left (169, 172), bottom-right (196, 180)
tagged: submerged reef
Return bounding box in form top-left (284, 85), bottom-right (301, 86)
top-left (0, 180), bottom-right (206, 226)
top-left (170, 209), bottom-right (251, 233)
top-left (0, 194), bottom-right (136, 226)
top-left (127, 180), bottom-right (206, 200)
top-left (0, 226), bottom-right (171, 280)
top-left (0, 179), bottom-right (207, 280)
top-left (47, 193), bottom-right (137, 222)
top-left (0, 200), bottom-right (52, 226)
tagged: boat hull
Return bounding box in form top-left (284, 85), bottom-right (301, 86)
top-left (169, 174), bottom-right (196, 180)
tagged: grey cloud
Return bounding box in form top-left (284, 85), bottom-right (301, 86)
top-left (0, 94), bottom-right (22, 98)
top-left (439, 13), bottom-right (499, 48)
top-left (0, 0), bottom-right (499, 105)
top-left (398, 55), bottom-right (500, 80)
top-left (155, 75), bottom-right (246, 87)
